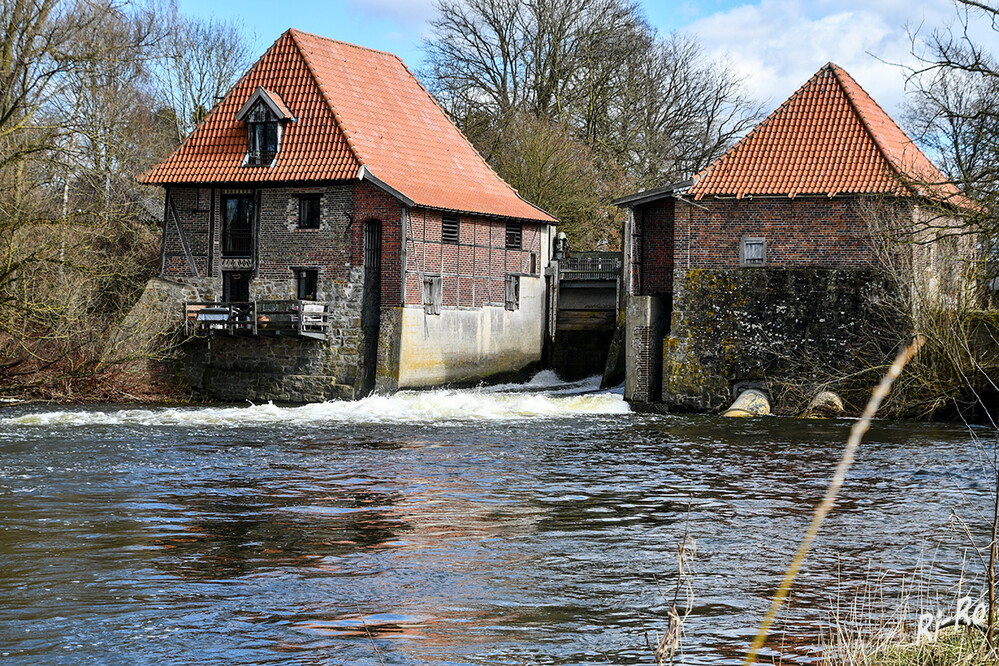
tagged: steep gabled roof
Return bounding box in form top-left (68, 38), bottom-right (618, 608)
top-left (142, 30), bottom-right (555, 223)
top-left (690, 63), bottom-right (957, 201)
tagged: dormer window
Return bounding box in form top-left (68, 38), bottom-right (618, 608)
top-left (236, 86), bottom-right (295, 167)
top-left (247, 108), bottom-right (278, 166)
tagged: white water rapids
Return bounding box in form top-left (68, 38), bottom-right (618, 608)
top-left (2, 371), bottom-right (628, 428)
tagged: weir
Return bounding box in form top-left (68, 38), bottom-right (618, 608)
top-left (548, 252), bottom-right (622, 380)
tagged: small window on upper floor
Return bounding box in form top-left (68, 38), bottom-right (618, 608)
top-left (442, 213), bottom-right (459, 244)
top-left (740, 237), bottom-right (767, 266)
top-left (297, 195), bottom-right (321, 229)
top-left (506, 221), bottom-right (522, 249)
top-left (236, 87), bottom-right (294, 168)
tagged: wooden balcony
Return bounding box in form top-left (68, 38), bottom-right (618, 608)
top-left (184, 300), bottom-right (329, 340)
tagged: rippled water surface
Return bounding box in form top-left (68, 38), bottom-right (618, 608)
top-left (0, 372), bottom-right (992, 664)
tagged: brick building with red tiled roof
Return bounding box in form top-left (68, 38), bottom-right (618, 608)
top-left (613, 63), bottom-right (969, 411)
top-left (143, 29), bottom-right (557, 401)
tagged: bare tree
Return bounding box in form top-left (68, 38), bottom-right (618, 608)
top-left (423, 0), bottom-right (761, 247)
top-left (491, 111), bottom-right (618, 248)
top-left (0, 0), bottom-right (221, 400)
top-left (904, 0), bottom-right (999, 240)
top-left (151, 3), bottom-right (255, 142)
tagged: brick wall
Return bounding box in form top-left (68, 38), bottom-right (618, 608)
top-left (404, 209), bottom-right (545, 308)
top-left (632, 199), bottom-right (675, 297)
top-left (675, 195), bottom-right (880, 270)
top-left (163, 182), bottom-right (358, 302)
top-left (255, 184), bottom-right (353, 289)
top-left (162, 186), bottom-right (212, 279)
top-left (352, 181), bottom-right (404, 307)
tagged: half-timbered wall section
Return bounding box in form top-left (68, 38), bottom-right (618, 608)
top-left (404, 210), bottom-right (545, 309)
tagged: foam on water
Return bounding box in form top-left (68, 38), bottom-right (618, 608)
top-left (2, 373), bottom-right (628, 428)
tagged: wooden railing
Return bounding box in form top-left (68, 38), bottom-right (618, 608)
top-left (184, 300), bottom-right (329, 340)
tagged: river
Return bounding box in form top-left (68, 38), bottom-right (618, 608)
top-left (0, 372), bottom-right (993, 665)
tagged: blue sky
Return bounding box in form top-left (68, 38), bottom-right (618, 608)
top-left (177, 0), bottom-right (969, 118)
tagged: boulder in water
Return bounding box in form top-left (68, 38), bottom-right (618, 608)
top-left (802, 390), bottom-right (846, 418)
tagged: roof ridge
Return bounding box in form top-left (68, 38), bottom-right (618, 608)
top-left (287, 28), bottom-right (404, 63)
top-left (826, 63), bottom-right (908, 195)
top-left (287, 29), bottom-right (367, 167)
top-left (829, 63), bottom-right (947, 193)
top-left (392, 57), bottom-right (531, 202)
top-left (691, 65), bottom-right (833, 199)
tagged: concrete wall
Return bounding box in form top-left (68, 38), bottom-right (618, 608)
top-left (625, 295), bottom-right (666, 404)
top-left (394, 275), bottom-right (546, 387)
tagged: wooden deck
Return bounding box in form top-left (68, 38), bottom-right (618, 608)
top-left (184, 300), bottom-right (330, 340)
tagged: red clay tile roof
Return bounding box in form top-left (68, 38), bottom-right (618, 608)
top-left (690, 63), bottom-right (958, 201)
top-left (142, 30), bottom-right (555, 223)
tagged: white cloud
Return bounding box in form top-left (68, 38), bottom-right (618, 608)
top-left (681, 0), bottom-right (958, 118)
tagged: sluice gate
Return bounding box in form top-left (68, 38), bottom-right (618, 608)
top-left (548, 252), bottom-right (622, 380)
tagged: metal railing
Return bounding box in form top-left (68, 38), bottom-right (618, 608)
top-left (559, 253), bottom-right (621, 281)
top-left (222, 229), bottom-right (253, 256)
top-left (184, 300), bottom-right (329, 340)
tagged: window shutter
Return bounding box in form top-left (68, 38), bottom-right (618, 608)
top-left (504, 275), bottom-right (520, 311)
top-left (442, 214), bottom-right (459, 244)
top-left (423, 275), bottom-right (442, 315)
top-left (741, 237), bottom-right (766, 266)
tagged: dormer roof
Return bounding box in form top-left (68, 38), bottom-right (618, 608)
top-left (689, 63), bottom-right (959, 202)
top-left (141, 29), bottom-right (555, 223)
top-left (235, 86), bottom-right (295, 122)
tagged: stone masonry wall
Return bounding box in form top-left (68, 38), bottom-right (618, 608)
top-left (162, 181), bottom-right (376, 402)
top-left (662, 267), bottom-right (898, 413)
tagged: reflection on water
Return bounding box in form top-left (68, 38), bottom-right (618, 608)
top-left (0, 375), bottom-right (992, 664)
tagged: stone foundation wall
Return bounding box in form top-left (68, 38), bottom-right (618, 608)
top-left (660, 267), bottom-right (897, 412)
top-left (182, 336), bottom-right (354, 403)
top-left (178, 263), bottom-right (369, 403)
